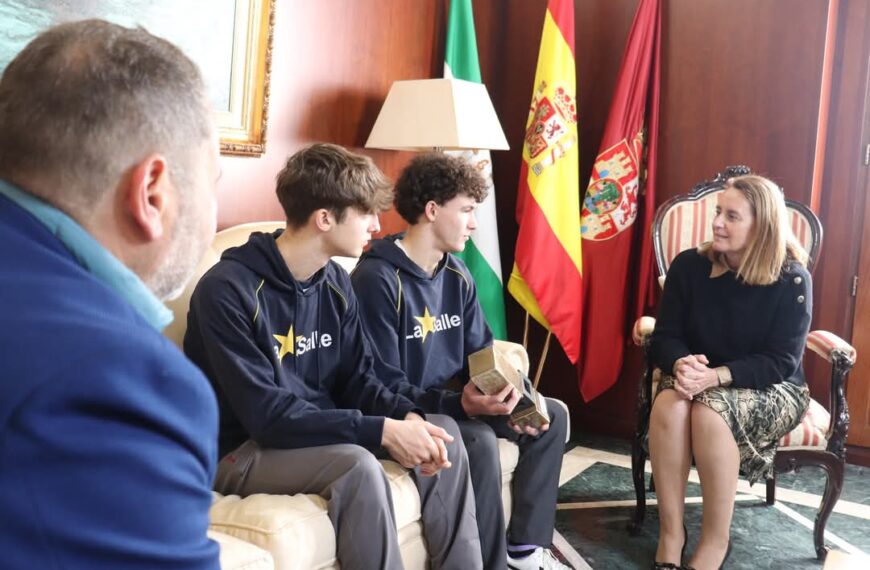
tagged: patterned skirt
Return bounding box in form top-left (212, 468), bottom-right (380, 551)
top-left (654, 376), bottom-right (810, 484)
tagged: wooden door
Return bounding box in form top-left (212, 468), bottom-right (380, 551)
top-left (846, 12), bottom-right (870, 447)
top-left (848, 165), bottom-right (870, 447)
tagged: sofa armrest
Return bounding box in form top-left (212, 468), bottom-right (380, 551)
top-left (548, 398), bottom-right (571, 443)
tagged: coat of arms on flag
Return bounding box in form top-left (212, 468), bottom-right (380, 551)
top-left (524, 81), bottom-right (577, 176)
top-left (580, 131), bottom-right (643, 241)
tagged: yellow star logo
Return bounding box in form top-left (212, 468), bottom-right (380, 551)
top-left (414, 307), bottom-right (437, 343)
top-left (272, 325), bottom-right (295, 360)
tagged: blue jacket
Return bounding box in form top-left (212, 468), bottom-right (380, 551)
top-left (0, 191), bottom-right (219, 569)
top-left (184, 230), bottom-right (417, 458)
top-left (351, 235), bottom-right (493, 418)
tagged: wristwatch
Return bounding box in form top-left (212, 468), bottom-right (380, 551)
top-left (715, 366), bottom-right (733, 387)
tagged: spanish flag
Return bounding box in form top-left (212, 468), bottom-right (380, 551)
top-left (508, 0), bottom-right (582, 363)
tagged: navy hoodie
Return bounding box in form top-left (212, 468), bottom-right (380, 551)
top-left (351, 235), bottom-right (493, 418)
top-left (185, 230), bottom-right (417, 458)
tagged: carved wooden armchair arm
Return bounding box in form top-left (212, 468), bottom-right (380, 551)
top-left (804, 330), bottom-right (857, 459)
top-left (632, 316), bottom-right (657, 347)
top-left (806, 330), bottom-right (857, 365)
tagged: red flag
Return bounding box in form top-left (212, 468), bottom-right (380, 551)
top-left (578, 0), bottom-right (661, 401)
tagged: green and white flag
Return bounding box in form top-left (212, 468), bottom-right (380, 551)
top-left (445, 0), bottom-right (507, 339)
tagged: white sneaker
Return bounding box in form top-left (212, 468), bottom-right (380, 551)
top-left (507, 547), bottom-right (572, 570)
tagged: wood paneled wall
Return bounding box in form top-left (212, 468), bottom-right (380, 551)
top-left (213, 0), bottom-right (867, 443)
top-left (657, 0), bottom-right (828, 207)
top-left (215, 0), bottom-right (448, 233)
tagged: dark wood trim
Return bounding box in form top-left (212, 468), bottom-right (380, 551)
top-left (846, 444), bottom-right (870, 467)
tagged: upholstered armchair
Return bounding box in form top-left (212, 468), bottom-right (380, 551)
top-left (628, 166), bottom-right (857, 560)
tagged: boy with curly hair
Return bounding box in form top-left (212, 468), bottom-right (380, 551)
top-left (352, 153), bottom-right (570, 570)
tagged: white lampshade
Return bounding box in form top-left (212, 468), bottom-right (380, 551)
top-left (365, 78), bottom-right (509, 151)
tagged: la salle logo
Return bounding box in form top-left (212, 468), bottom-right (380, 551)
top-left (407, 307), bottom-right (461, 343)
top-left (273, 324), bottom-right (333, 360)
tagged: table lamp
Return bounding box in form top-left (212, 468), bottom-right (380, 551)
top-left (365, 78), bottom-right (509, 152)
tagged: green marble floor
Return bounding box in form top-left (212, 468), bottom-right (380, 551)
top-left (554, 434), bottom-right (870, 569)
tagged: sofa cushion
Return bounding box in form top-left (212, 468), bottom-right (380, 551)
top-left (210, 493), bottom-right (337, 570)
top-left (397, 522), bottom-right (427, 570)
top-left (209, 529), bottom-right (274, 570)
top-left (210, 440), bottom-right (522, 570)
top-left (499, 438), bottom-right (520, 522)
top-left (380, 459), bottom-right (421, 530)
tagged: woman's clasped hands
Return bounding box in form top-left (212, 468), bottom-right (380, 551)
top-left (672, 354), bottom-right (719, 400)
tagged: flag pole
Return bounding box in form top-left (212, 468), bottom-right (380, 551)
top-left (522, 311), bottom-right (530, 350)
top-left (522, 309), bottom-right (553, 390)
top-left (532, 330), bottom-right (552, 390)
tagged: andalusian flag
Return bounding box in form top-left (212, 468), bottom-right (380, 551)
top-left (444, 0), bottom-right (507, 339)
top-left (578, 0), bottom-right (661, 400)
top-left (508, 0), bottom-right (582, 363)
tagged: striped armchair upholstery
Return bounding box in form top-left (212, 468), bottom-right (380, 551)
top-left (654, 177), bottom-right (821, 277)
top-left (629, 166), bottom-right (856, 560)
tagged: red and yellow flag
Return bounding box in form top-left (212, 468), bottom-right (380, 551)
top-left (578, 0), bottom-right (661, 401)
top-left (508, 0), bottom-right (582, 363)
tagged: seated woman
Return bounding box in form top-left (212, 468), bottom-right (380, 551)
top-left (648, 175), bottom-right (812, 570)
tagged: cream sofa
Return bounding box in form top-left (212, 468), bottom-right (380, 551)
top-left (166, 222), bottom-right (567, 570)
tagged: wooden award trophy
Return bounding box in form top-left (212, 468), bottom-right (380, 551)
top-left (467, 345), bottom-right (549, 429)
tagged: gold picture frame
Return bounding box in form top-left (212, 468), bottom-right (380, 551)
top-left (218, 0), bottom-right (275, 156)
top-left (0, 0), bottom-right (274, 157)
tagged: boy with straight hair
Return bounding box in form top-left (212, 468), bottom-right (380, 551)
top-left (352, 153), bottom-right (570, 570)
top-left (184, 143), bottom-right (482, 570)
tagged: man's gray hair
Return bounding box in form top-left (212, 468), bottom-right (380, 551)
top-left (0, 19), bottom-right (213, 217)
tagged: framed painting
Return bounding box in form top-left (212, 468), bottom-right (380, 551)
top-left (0, 0), bottom-right (274, 156)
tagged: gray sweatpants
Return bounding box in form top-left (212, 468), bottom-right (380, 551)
top-left (214, 414), bottom-right (483, 570)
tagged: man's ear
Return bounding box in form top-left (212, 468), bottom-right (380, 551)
top-left (125, 154), bottom-right (171, 241)
top-left (312, 208), bottom-right (334, 232)
top-left (424, 201), bottom-right (438, 222)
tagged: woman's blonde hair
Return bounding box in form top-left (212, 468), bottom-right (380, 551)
top-left (702, 174), bottom-right (808, 286)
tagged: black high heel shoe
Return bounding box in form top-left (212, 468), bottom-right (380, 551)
top-left (652, 524), bottom-right (688, 569)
